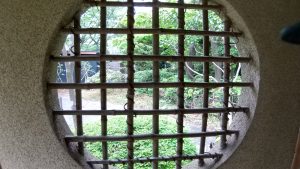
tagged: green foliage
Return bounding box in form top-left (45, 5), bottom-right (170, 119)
top-left (160, 68), bottom-right (178, 82)
top-left (70, 4), bottom-right (243, 108)
top-left (134, 12), bottom-right (152, 28)
top-left (134, 35), bottom-right (153, 55)
top-left (81, 7), bottom-right (100, 28)
top-left (107, 7), bottom-right (127, 28)
top-left (208, 11), bottom-right (224, 31)
top-left (111, 35), bottom-right (127, 54)
top-left (159, 8), bottom-right (178, 29)
top-left (84, 116), bottom-right (197, 169)
top-left (209, 88), bottom-right (224, 108)
top-left (135, 61), bottom-right (153, 72)
top-left (80, 7), bottom-right (101, 52)
top-left (134, 69), bottom-right (153, 95)
top-left (58, 7), bottom-right (245, 169)
top-left (185, 9), bottom-right (202, 30)
top-left (87, 69), bottom-right (126, 83)
top-left (134, 69), bottom-right (152, 83)
top-left (59, 7), bottom-right (246, 169)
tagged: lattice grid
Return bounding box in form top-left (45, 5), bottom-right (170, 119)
top-left (48, 0), bottom-right (252, 168)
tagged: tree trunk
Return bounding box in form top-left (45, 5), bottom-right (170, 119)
top-left (185, 44), bottom-right (196, 80)
top-left (62, 42), bottom-right (77, 130)
top-left (211, 41), bottom-right (222, 82)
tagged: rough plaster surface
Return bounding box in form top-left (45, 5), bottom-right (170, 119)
top-left (0, 0), bottom-right (300, 169)
top-left (0, 1), bottom-right (83, 169)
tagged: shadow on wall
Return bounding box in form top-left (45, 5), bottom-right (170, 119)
top-left (280, 23), bottom-right (300, 169)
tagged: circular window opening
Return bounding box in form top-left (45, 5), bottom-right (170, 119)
top-left (47, 0), bottom-right (257, 169)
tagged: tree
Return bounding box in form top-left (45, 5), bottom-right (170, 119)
top-left (61, 4), bottom-right (243, 108)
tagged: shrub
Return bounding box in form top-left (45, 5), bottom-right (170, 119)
top-left (84, 116), bottom-right (196, 169)
top-left (134, 70), bottom-right (153, 82)
top-left (134, 70), bottom-right (153, 95)
top-left (87, 70), bottom-right (126, 83)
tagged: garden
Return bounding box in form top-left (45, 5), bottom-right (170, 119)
top-left (56, 2), bottom-right (243, 168)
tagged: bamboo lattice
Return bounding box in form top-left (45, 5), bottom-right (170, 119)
top-left (152, 0), bottom-right (160, 168)
top-left (199, 0), bottom-right (209, 165)
top-left (74, 12), bottom-right (84, 155)
top-left (49, 0), bottom-right (252, 168)
top-left (100, 1), bottom-right (108, 168)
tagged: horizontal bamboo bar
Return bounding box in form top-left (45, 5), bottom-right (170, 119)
top-left (87, 153), bottom-right (222, 165)
top-left (54, 107), bottom-right (249, 116)
top-left (51, 55), bottom-right (251, 63)
top-left (62, 28), bottom-right (242, 37)
top-left (84, 1), bottom-right (222, 10)
top-left (65, 130), bottom-right (238, 142)
top-left (48, 82), bottom-right (252, 89)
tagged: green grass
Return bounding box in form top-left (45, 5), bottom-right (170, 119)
top-left (84, 116), bottom-right (197, 169)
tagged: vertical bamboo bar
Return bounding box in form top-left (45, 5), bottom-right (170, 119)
top-left (176, 0), bottom-right (185, 168)
top-left (152, 0), bottom-right (160, 168)
top-left (127, 0), bottom-right (135, 168)
top-left (100, 3), bottom-right (108, 169)
top-left (221, 18), bottom-right (231, 149)
top-left (74, 12), bottom-right (84, 155)
top-left (199, 0), bottom-right (209, 166)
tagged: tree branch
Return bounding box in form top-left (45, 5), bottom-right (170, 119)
top-left (184, 62), bottom-right (219, 82)
top-left (233, 63), bottom-right (241, 82)
top-left (212, 62), bottom-right (224, 73)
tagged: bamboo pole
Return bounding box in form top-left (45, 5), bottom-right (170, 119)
top-left (100, 2), bottom-right (108, 168)
top-left (62, 28), bottom-right (242, 37)
top-left (85, 1), bottom-right (222, 10)
top-left (51, 55), bottom-right (251, 63)
top-left (74, 12), bottom-right (84, 155)
top-left (221, 18), bottom-right (231, 149)
top-left (152, 0), bottom-right (160, 168)
top-left (86, 154), bottom-right (223, 165)
top-left (54, 107), bottom-right (249, 116)
top-left (176, 0), bottom-right (185, 167)
top-left (48, 82), bottom-right (253, 89)
top-left (127, 1), bottom-right (135, 168)
top-left (199, 0), bottom-right (209, 166)
top-left (65, 130), bottom-right (239, 142)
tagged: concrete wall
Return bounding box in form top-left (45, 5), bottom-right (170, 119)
top-left (0, 0), bottom-right (299, 169)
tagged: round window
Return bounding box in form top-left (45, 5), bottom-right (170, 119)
top-left (47, 0), bottom-right (257, 168)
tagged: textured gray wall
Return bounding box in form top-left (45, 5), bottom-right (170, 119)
top-left (0, 1), bottom-right (83, 169)
top-left (0, 0), bottom-right (300, 169)
top-left (216, 0), bottom-right (300, 169)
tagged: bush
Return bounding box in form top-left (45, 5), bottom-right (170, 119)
top-left (134, 70), bottom-right (153, 95)
top-left (84, 116), bottom-right (196, 169)
top-left (134, 70), bottom-right (153, 82)
top-left (87, 70), bottom-right (126, 83)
